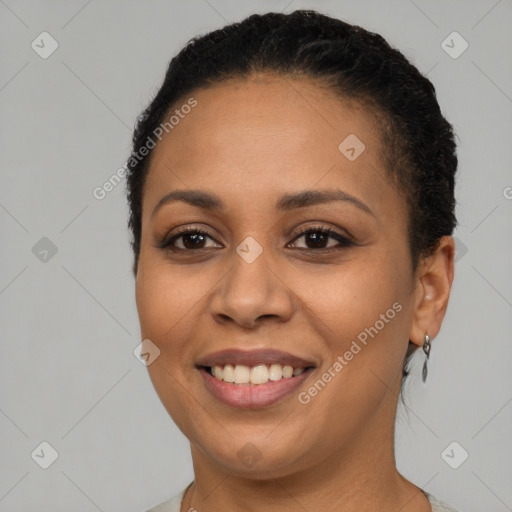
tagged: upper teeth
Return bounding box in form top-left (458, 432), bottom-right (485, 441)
top-left (211, 364), bottom-right (305, 385)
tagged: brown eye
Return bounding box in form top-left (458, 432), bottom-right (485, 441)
top-left (157, 228), bottom-right (222, 251)
top-left (177, 232), bottom-right (208, 249)
top-left (302, 231), bottom-right (329, 249)
top-left (289, 227), bottom-right (354, 250)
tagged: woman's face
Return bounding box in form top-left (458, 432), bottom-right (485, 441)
top-left (135, 74), bottom-right (422, 477)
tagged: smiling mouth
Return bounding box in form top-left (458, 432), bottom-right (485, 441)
top-left (201, 363), bottom-right (315, 385)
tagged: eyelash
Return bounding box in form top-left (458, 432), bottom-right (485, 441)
top-left (156, 225), bottom-right (355, 253)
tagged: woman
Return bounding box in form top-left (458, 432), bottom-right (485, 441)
top-left (127, 10), bottom-right (459, 512)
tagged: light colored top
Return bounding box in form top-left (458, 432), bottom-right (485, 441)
top-left (145, 483), bottom-right (460, 511)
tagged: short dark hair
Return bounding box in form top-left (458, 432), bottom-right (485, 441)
top-left (126, 9), bottom-right (458, 391)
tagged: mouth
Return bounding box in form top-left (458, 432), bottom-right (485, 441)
top-left (195, 349), bottom-right (316, 409)
top-left (202, 363), bottom-right (313, 384)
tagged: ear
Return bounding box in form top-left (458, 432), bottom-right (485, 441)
top-left (409, 236), bottom-right (455, 347)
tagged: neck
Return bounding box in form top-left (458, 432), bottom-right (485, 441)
top-left (182, 403), bottom-right (431, 512)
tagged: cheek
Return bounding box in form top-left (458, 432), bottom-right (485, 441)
top-left (296, 264), bottom-right (412, 421)
top-left (300, 250), bottom-right (414, 391)
top-left (135, 260), bottom-right (209, 432)
top-left (304, 259), bottom-right (408, 336)
top-left (135, 259), bottom-right (216, 353)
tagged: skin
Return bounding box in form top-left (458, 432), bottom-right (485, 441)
top-left (135, 73), bottom-right (455, 512)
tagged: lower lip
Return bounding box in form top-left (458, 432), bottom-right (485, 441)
top-left (198, 367), bottom-right (314, 409)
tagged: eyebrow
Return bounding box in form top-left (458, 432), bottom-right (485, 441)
top-left (151, 188), bottom-right (374, 218)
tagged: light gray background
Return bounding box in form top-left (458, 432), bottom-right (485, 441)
top-left (1, 1), bottom-right (511, 511)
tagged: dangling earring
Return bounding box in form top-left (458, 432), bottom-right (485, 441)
top-left (422, 333), bottom-right (431, 383)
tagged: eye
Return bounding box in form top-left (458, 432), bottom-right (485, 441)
top-left (157, 227), bottom-right (222, 251)
top-left (155, 224), bottom-right (355, 254)
top-left (288, 225), bottom-right (354, 251)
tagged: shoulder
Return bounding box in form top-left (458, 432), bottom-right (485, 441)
top-left (146, 486), bottom-right (460, 512)
top-left (424, 491), bottom-right (460, 512)
top-left (145, 486), bottom-right (188, 512)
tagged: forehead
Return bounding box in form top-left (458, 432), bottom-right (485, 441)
top-left (142, 73), bottom-right (396, 217)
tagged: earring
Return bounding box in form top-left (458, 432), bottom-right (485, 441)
top-left (422, 333), bottom-right (431, 383)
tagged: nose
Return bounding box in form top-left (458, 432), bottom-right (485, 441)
top-left (209, 250), bottom-right (294, 329)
